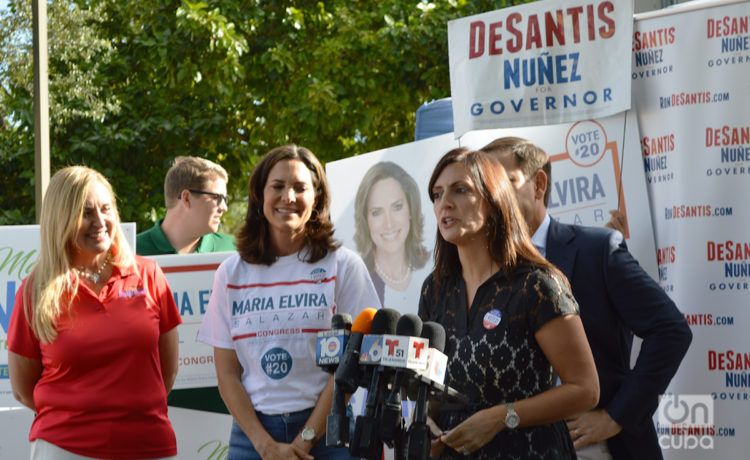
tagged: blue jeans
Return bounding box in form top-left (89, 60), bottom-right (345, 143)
top-left (228, 408), bottom-right (354, 460)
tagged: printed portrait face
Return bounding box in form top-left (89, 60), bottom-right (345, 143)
top-left (366, 177), bottom-right (411, 256)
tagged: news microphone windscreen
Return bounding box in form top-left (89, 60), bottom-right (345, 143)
top-left (370, 308), bottom-right (399, 335)
top-left (352, 308), bottom-right (378, 334)
top-left (331, 313), bottom-right (353, 330)
top-left (421, 321), bottom-right (446, 352)
top-left (396, 314), bottom-right (423, 337)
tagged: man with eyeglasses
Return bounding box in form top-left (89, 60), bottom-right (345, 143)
top-left (481, 137), bottom-right (691, 460)
top-left (136, 155), bottom-right (235, 416)
top-left (136, 156), bottom-right (235, 255)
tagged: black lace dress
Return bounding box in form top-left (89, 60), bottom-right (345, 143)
top-left (418, 265), bottom-right (579, 459)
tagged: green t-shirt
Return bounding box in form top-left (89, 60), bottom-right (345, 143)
top-left (135, 219), bottom-right (235, 255)
top-left (135, 218), bottom-right (234, 413)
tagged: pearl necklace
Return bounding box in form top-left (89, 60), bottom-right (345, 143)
top-left (75, 253), bottom-right (111, 284)
top-left (374, 259), bottom-right (412, 287)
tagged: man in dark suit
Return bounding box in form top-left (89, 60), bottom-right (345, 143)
top-left (482, 137), bottom-right (692, 460)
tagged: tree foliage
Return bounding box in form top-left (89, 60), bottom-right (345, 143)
top-left (0, 0), bottom-right (533, 232)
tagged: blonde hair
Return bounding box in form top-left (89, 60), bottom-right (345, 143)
top-left (164, 156), bottom-right (228, 208)
top-left (24, 166), bottom-right (135, 343)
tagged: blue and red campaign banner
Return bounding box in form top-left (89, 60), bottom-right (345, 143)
top-left (448, 0), bottom-right (633, 137)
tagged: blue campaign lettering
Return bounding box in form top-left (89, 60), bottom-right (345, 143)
top-left (548, 173), bottom-right (605, 209)
top-left (199, 289), bottom-right (210, 314)
top-left (261, 347), bottom-right (292, 380)
top-left (634, 49), bottom-right (664, 67)
top-left (1, 280), bottom-right (16, 333)
top-left (720, 146), bottom-right (750, 163)
top-left (721, 36), bottom-right (749, 53)
top-left (233, 297), bottom-right (275, 315)
top-left (503, 52), bottom-right (582, 90)
top-left (232, 299), bottom-right (246, 315)
top-left (178, 291), bottom-right (193, 316)
top-left (295, 292), bottom-right (307, 307)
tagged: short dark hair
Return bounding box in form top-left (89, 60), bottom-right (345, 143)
top-left (428, 148), bottom-right (562, 290)
top-left (480, 137), bottom-right (552, 207)
top-left (235, 144), bottom-right (339, 265)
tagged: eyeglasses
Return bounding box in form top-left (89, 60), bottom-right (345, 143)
top-left (187, 189), bottom-right (229, 206)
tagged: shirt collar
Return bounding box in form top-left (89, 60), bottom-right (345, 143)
top-left (150, 219), bottom-right (179, 254)
top-left (531, 214), bottom-right (551, 257)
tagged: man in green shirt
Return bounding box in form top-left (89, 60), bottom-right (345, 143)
top-left (137, 156), bottom-right (235, 255)
top-left (137, 156), bottom-right (234, 413)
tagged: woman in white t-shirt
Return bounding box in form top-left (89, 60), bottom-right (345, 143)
top-left (199, 145), bottom-right (381, 460)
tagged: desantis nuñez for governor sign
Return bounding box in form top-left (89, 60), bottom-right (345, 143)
top-left (448, 0), bottom-right (633, 137)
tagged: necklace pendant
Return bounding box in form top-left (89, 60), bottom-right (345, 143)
top-left (89, 273), bottom-right (100, 284)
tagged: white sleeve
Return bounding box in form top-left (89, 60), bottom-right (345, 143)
top-left (334, 247), bottom-right (382, 318)
top-left (197, 260), bottom-right (234, 350)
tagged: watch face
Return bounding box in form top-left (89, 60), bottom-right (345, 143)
top-left (301, 427), bottom-right (316, 441)
top-left (506, 413), bottom-right (520, 428)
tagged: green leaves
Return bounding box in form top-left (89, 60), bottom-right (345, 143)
top-left (0, 0), bottom-right (535, 229)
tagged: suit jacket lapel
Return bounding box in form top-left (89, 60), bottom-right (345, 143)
top-left (546, 218), bottom-right (577, 280)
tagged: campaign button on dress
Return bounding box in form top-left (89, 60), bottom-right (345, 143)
top-left (483, 309), bottom-right (502, 330)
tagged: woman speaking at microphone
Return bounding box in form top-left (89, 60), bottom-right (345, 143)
top-left (198, 145), bottom-right (380, 460)
top-left (419, 149), bottom-right (599, 459)
top-left (8, 166), bottom-right (181, 459)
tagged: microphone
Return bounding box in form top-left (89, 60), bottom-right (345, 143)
top-left (316, 313), bottom-right (353, 373)
top-left (414, 323), bottom-right (448, 386)
top-left (380, 314), bottom-right (424, 445)
top-left (350, 308), bottom-right (400, 459)
top-left (407, 321), bottom-right (447, 460)
top-left (326, 308), bottom-right (377, 448)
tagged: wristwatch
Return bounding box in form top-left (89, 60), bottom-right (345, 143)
top-left (301, 427), bottom-right (316, 443)
top-left (505, 402), bottom-right (520, 429)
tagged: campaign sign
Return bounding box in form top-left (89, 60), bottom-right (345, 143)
top-left (448, 0), bottom-right (633, 136)
top-left (150, 252), bottom-right (233, 389)
top-left (548, 119), bottom-right (629, 236)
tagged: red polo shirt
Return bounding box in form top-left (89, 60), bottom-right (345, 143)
top-left (9, 256), bottom-right (181, 459)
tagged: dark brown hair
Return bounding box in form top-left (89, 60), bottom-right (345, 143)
top-left (428, 148), bottom-right (562, 290)
top-left (236, 144), bottom-right (339, 265)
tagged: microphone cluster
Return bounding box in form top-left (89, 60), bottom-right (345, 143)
top-left (315, 308), bottom-right (464, 460)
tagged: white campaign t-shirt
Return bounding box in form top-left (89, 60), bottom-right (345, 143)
top-left (198, 246), bottom-right (381, 414)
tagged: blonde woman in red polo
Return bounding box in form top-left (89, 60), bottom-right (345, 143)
top-left (8, 166), bottom-right (181, 459)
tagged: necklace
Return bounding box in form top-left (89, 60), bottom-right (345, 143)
top-left (374, 259), bottom-right (412, 287)
top-left (75, 253), bottom-right (111, 284)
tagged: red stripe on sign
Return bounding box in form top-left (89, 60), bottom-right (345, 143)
top-left (161, 263), bottom-right (221, 273)
top-left (227, 276), bottom-right (336, 289)
top-left (301, 328), bottom-right (327, 334)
